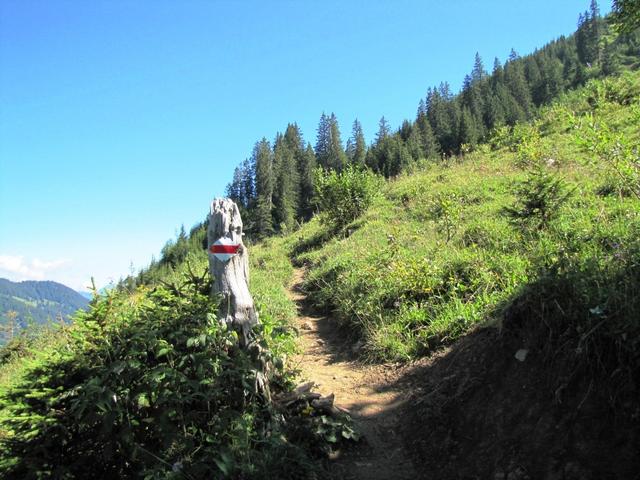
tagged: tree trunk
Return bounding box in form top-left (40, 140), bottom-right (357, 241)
top-left (207, 198), bottom-right (258, 347)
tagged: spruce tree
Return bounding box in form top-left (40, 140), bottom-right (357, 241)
top-left (399, 120), bottom-right (413, 141)
top-left (471, 52), bottom-right (487, 82)
top-left (272, 133), bottom-right (299, 232)
top-left (240, 158), bottom-right (255, 209)
top-left (252, 138), bottom-right (275, 237)
top-left (416, 110), bottom-right (439, 159)
top-left (327, 113), bottom-right (347, 171)
top-left (346, 119), bottom-right (367, 165)
top-left (298, 143), bottom-right (317, 220)
top-left (225, 167), bottom-right (244, 207)
top-left (315, 113), bottom-right (330, 169)
top-left (458, 106), bottom-right (479, 149)
top-left (375, 116), bottom-right (390, 144)
top-left (406, 122), bottom-right (425, 161)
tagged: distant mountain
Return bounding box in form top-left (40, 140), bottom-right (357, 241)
top-left (78, 291), bottom-right (94, 300)
top-left (0, 278), bottom-right (90, 338)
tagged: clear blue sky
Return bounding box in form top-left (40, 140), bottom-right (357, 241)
top-left (0, 0), bottom-right (609, 290)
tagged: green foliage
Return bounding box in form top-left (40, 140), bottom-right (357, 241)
top-left (0, 267), bottom-right (327, 479)
top-left (313, 166), bottom-right (382, 232)
top-left (573, 104), bottom-right (640, 199)
top-left (573, 74), bottom-right (640, 198)
top-left (292, 71), bottom-right (640, 364)
top-left (503, 165), bottom-right (573, 230)
top-left (611, 0), bottom-right (640, 33)
top-left (429, 193), bottom-right (461, 242)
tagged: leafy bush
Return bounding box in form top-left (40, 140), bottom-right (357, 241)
top-left (313, 166), bottom-right (382, 232)
top-left (574, 112), bottom-right (640, 199)
top-left (0, 270), bottom-right (323, 479)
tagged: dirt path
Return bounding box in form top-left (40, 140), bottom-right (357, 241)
top-left (287, 269), bottom-right (416, 480)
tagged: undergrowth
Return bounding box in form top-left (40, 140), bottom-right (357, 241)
top-left (0, 244), bottom-right (350, 478)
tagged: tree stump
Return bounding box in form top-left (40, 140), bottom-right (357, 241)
top-left (207, 198), bottom-right (258, 347)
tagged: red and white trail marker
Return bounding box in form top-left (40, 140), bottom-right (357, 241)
top-left (209, 237), bottom-right (240, 262)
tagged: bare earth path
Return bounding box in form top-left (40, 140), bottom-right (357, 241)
top-left (287, 269), bottom-right (416, 480)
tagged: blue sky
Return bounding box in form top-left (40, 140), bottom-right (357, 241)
top-left (0, 0), bottom-right (609, 290)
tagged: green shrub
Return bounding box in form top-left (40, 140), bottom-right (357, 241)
top-left (313, 166), bottom-right (382, 232)
top-left (503, 165), bottom-right (573, 230)
top-left (0, 270), bottom-right (322, 479)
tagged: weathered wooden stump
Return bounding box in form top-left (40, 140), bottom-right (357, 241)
top-left (207, 198), bottom-right (258, 347)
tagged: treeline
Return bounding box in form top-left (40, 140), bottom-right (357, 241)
top-left (225, 1), bottom-right (638, 239)
top-left (129, 1), bottom-right (638, 287)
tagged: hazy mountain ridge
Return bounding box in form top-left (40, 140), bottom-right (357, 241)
top-left (0, 278), bottom-right (89, 332)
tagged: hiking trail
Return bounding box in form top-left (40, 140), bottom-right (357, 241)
top-left (287, 268), bottom-right (416, 480)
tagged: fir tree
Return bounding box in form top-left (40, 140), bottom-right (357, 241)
top-left (346, 119), bottom-right (367, 165)
top-left (458, 106), bottom-right (479, 149)
top-left (315, 113), bottom-right (330, 169)
top-left (471, 52), bottom-right (487, 82)
top-left (375, 116), bottom-right (390, 144)
top-left (252, 138), bottom-right (274, 237)
top-left (298, 143), bottom-right (317, 220)
top-left (416, 110), bottom-right (440, 159)
top-left (272, 133), bottom-right (299, 232)
top-left (327, 113), bottom-right (347, 171)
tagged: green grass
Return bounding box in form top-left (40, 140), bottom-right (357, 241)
top-left (288, 71), bottom-right (640, 362)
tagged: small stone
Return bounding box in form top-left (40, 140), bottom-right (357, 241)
top-left (302, 321), bottom-right (313, 330)
top-left (515, 349), bottom-right (529, 362)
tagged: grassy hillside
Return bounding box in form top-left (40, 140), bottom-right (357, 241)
top-left (287, 71), bottom-right (639, 363)
top-left (250, 70), bottom-right (640, 476)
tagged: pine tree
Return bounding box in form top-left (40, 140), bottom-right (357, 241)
top-left (315, 113), bottom-right (330, 169)
top-left (576, 3), bottom-right (601, 66)
top-left (471, 52), bottom-right (487, 82)
top-left (346, 119), bottom-right (367, 165)
top-left (240, 158), bottom-right (255, 209)
top-left (283, 123), bottom-right (316, 221)
top-left (272, 133), bottom-right (299, 232)
top-left (298, 143), bottom-right (317, 220)
top-left (417, 98), bottom-right (427, 118)
top-left (492, 57), bottom-right (504, 87)
top-left (327, 113), bottom-right (347, 171)
top-left (458, 106), bottom-right (479, 149)
top-left (536, 54), bottom-right (564, 104)
top-left (406, 122), bottom-right (424, 161)
top-left (252, 138), bottom-right (274, 237)
top-left (375, 116), bottom-right (390, 144)
top-left (225, 166), bottom-right (243, 207)
top-left (416, 110), bottom-right (440, 159)
top-left (399, 120), bottom-right (412, 141)
top-left (589, 0), bottom-right (602, 64)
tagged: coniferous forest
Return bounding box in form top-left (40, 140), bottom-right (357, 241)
top-left (222, 1), bottom-right (638, 238)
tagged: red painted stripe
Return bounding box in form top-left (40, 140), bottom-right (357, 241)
top-left (210, 244), bottom-right (240, 254)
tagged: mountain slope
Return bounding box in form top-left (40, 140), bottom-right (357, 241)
top-left (245, 70), bottom-right (640, 477)
top-left (0, 278), bottom-right (89, 335)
